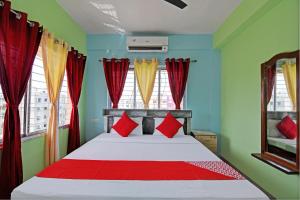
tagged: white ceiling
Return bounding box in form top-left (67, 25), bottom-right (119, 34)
top-left (57, 0), bottom-right (241, 34)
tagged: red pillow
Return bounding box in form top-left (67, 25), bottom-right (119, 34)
top-left (156, 112), bottom-right (183, 138)
top-left (276, 116), bottom-right (297, 139)
top-left (112, 112), bottom-right (138, 137)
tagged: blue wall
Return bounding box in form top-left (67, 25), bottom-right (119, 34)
top-left (86, 34), bottom-right (221, 141)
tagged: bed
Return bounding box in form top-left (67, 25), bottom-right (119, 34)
top-left (267, 137), bottom-right (296, 154)
top-left (266, 116), bottom-right (297, 161)
top-left (12, 109), bottom-right (269, 200)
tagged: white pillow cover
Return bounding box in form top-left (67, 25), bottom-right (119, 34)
top-left (267, 119), bottom-right (286, 138)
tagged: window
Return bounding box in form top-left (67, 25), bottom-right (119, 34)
top-left (0, 47), bottom-right (72, 142)
top-left (268, 67), bottom-right (294, 112)
top-left (28, 52), bottom-right (49, 134)
top-left (116, 67), bottom-right (183, 109)
top-left (118, 71), bottom-right (135, 108)
top-left (160, 70), bottom-right (177, 109)
top-left (59, 74), bottom-right (72, 127)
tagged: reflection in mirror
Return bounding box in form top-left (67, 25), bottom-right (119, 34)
top-left (259, 50), bottom-right (300, 173)
top-left (266, 58), bottom-right (297, 163)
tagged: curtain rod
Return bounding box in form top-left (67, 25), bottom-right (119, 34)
top-left (0, 1), bottom-right (85, 56)
top-left (98, 59), bottom-right (197, 63)
top-left (0, 1), bottom-right (36, 26)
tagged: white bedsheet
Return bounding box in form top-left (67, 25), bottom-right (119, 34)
top-left (12, 134), bottom-right (269, 200)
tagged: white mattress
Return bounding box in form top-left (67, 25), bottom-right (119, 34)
top-left (12, 134), bottom-right (269, 200)
top-left (268, 137), bottom-right (296, 153)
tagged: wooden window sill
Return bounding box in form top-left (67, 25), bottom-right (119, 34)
top-left (252, 153), bottom-right (298, 175)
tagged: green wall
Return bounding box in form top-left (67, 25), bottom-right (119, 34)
top-left (0, 0), bottom-right (87, 181)
top-left (2, 0), bottom-right (299, 198)
top-left (214, 0), bottom-right (299, 199)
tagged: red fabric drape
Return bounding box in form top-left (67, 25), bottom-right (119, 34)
top-left (266, 65), bottom-right (276, 103)
top-left (165, 58), bottom-right (190, 110)
top-left (0, 1), bottom-right (42, 198)
top-left (103, 58), bottom-right (129, 108)
top-left (67, 49), bottom-right (86, 153)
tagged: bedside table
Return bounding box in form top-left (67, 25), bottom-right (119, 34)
top-left (192, 130), bottom-right (217, 154)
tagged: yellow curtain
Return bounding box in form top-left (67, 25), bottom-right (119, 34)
top-left (134, 58), bottom-right (158, 109)
top-left (42, 30), bottom-right (69, 166)
top-left (282, 62), bottom-right (297, 110)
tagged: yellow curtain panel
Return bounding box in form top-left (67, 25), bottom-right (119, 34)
top-left (134, 58), bottom-right (158, 109)
top-left (282, 62), bottom-right (297, 110)
top-left (42, 30), bottom-right (69, 166)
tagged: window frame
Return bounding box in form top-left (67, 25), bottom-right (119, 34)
top-left (268, 67), bottom-right (294, 112)
top-left (24, 53), bottom-right (71, 137)
top-left (23, 76), bottom-right (70, 138)
top-left (58, 73), bottom-right (72, 128)
top-left (0, 54), bottom-right (71, 144)
top-left (107, 65), bottom-right (187, 109)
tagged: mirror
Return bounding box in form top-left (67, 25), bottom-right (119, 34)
top-left (261, 50), bottom-right (299, 172)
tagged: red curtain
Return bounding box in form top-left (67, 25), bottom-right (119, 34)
top-left (266, 65), bottom-right (276, 103)
top-left (67, 49), bottom-right (86, 153)
top-left (0, 1), bottom-right (42, 198)
top-left (165, 58), bottom-right (190, 110)
top-left (103, 58), bottom-right (130, 108)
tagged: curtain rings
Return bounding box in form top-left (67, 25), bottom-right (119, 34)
top-left (54, 39), bottom-right (60, 44)
top-left (15, 12), bottom-right (22, 19)
top-left (28, 21), bottom-right (35, 27)
top-left (0, 1), bottom-right (22, 20)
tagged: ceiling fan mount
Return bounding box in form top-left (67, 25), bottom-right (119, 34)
top-left (163, 0), bottom-right (188, 9)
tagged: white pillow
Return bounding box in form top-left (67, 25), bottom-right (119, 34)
top-left (153, 117), bottom-right (185, 136)
top-left (267, 119), bottom-right (286, 138)
top-left (110, 116), bottom-right (143, 136)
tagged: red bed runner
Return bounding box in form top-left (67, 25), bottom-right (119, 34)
top-left (37, 159), bottom-right (244, 180)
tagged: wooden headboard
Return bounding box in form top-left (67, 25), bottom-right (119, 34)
top-left (103, 109), bottom-right (192, 135)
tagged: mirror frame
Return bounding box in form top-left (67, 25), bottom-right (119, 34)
top-left (261, 50), bottom-right (300, 172)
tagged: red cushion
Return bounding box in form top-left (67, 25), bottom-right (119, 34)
top-left (112, 112), bottom-right (138, 137)
top-left (156, 112), bottom-right (183, 138)
top-left (277, 116), bottom-right (297, 139)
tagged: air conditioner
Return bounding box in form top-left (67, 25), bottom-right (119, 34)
top-left (127, 36), bottom-right (168, 53)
